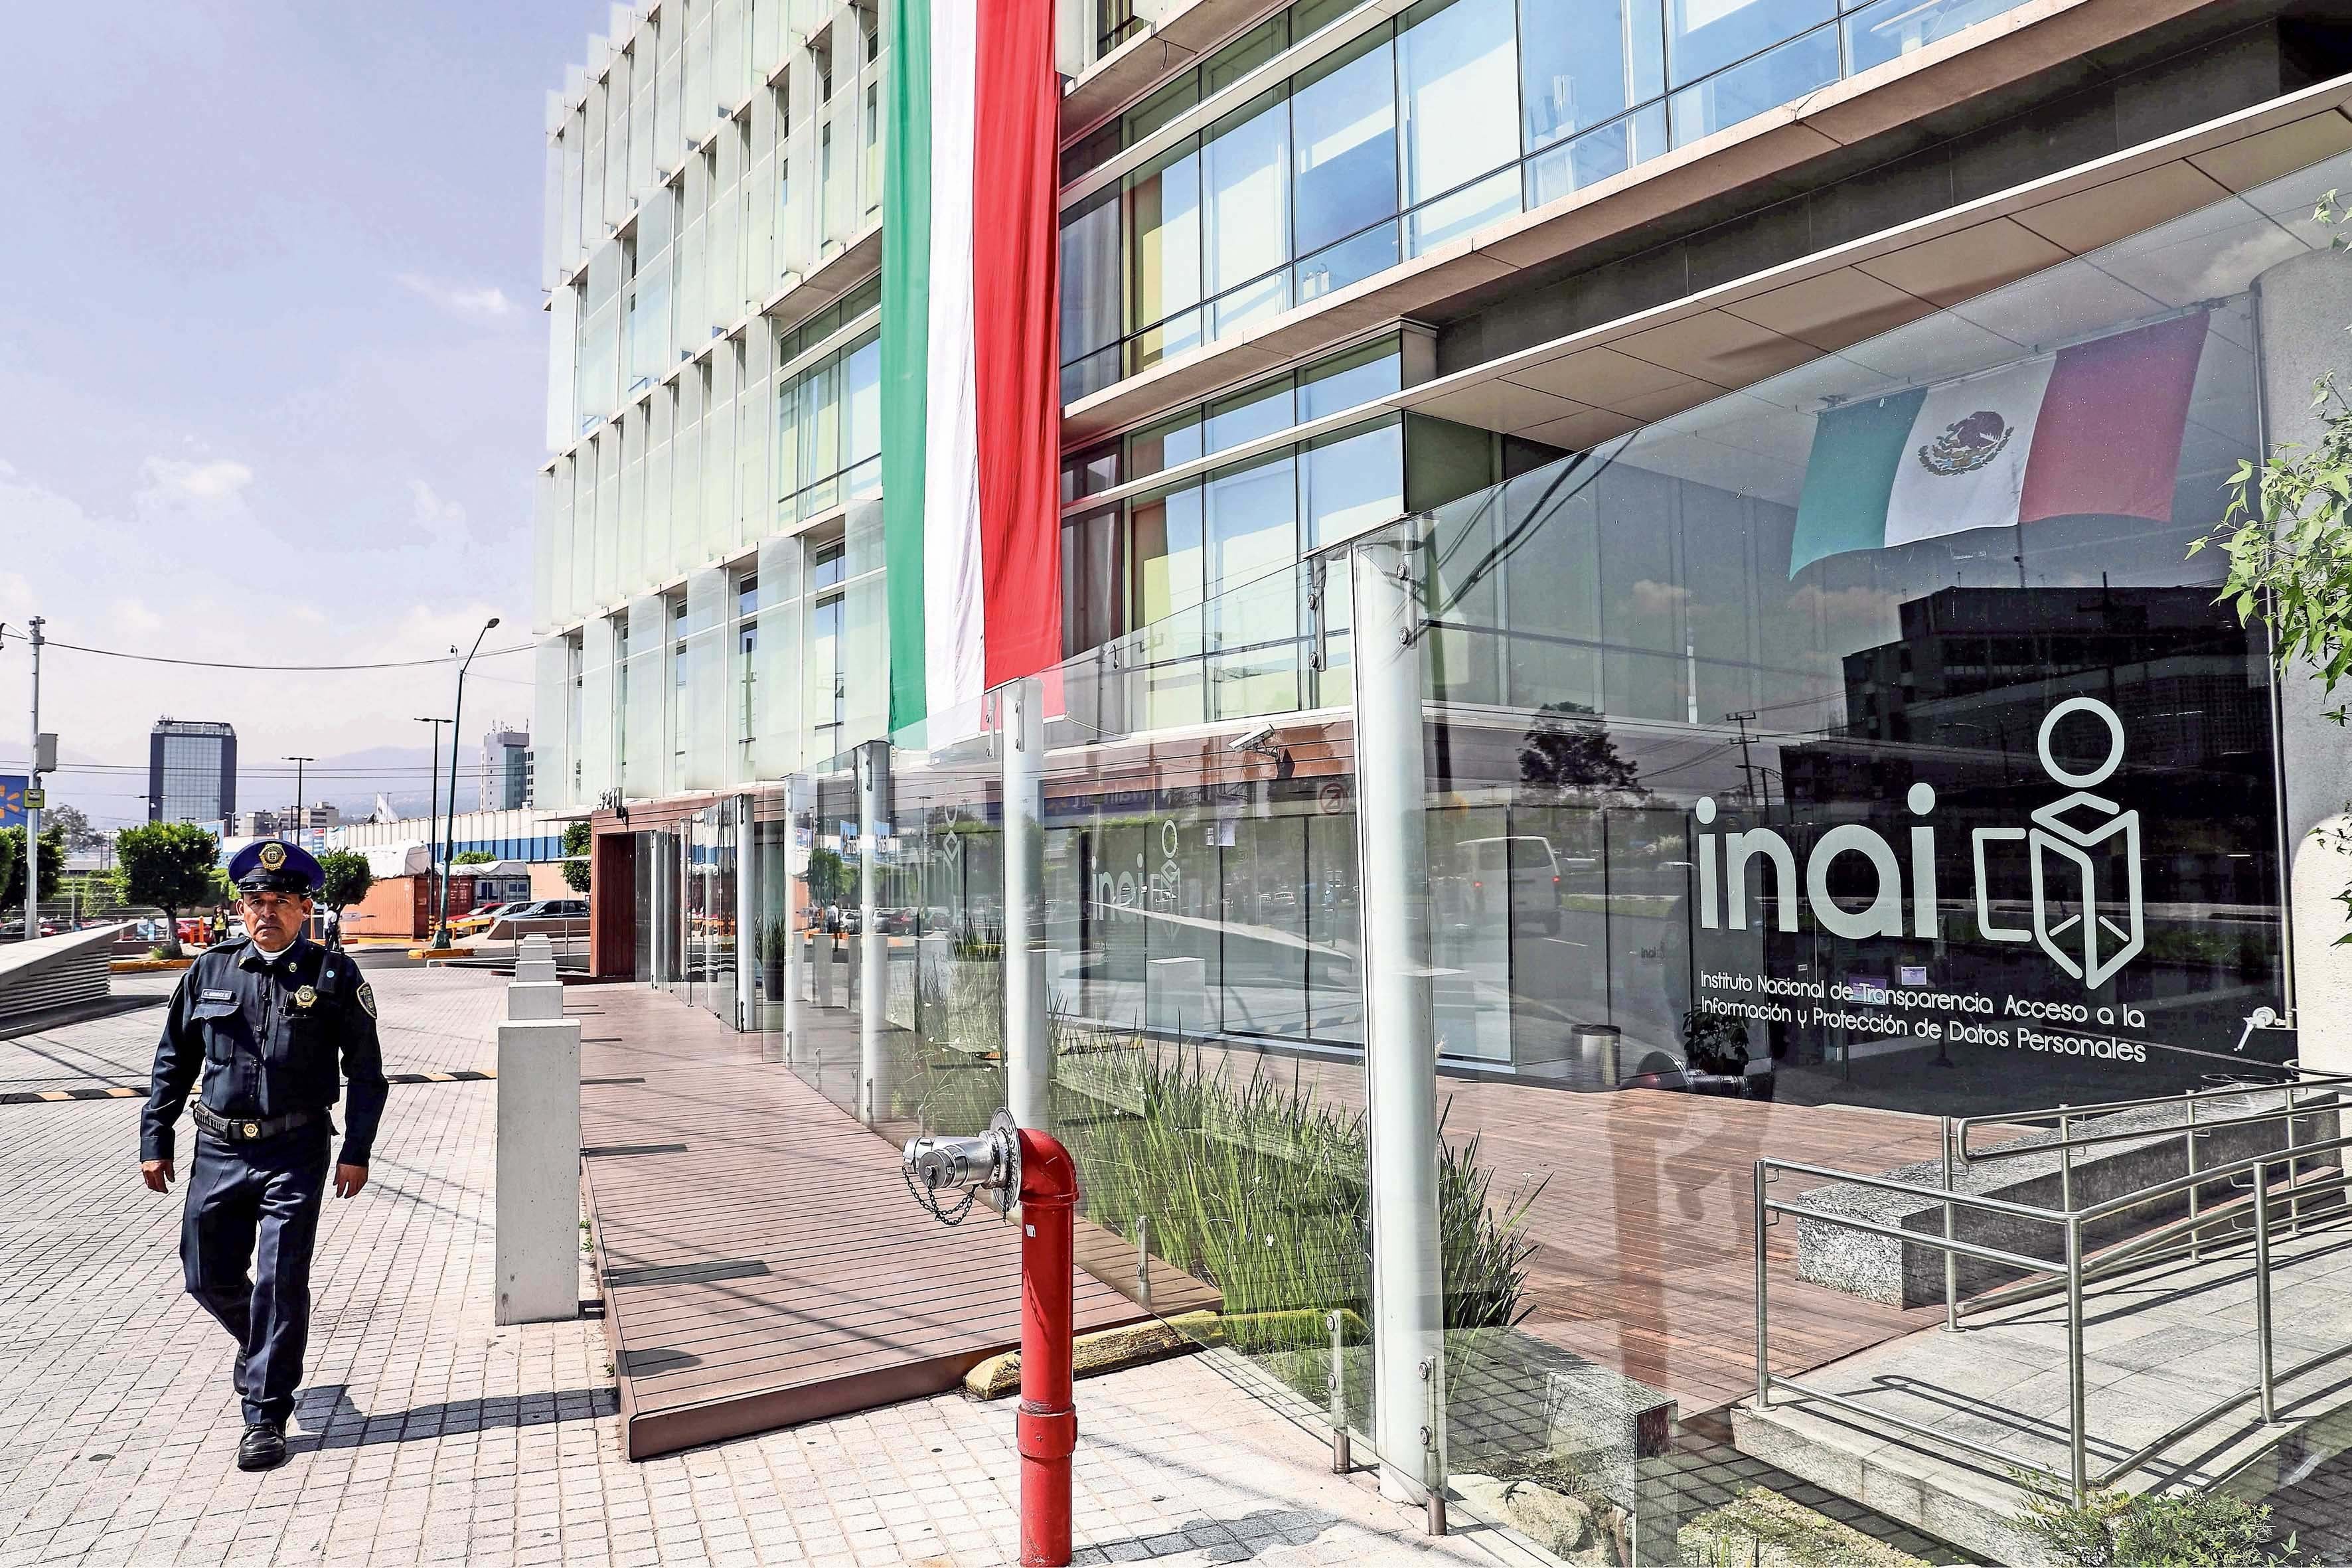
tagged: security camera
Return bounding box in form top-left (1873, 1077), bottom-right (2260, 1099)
top-left (1228, 723), bottom-right (1278, 753)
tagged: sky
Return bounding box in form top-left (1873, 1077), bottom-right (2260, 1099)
top-left (0, 3), bottom-right (603, 826)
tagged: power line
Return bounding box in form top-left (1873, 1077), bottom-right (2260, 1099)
top-left (0, 625), bottom-right (533, 672)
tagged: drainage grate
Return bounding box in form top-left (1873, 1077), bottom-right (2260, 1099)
top-left (581, 1076), bottom-right (647, 1085)
top-left (582, 1142), bottom-right (688, 1158)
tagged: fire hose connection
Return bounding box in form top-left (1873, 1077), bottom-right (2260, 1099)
top-left (905, 1111), bottom-right (1079, 1568)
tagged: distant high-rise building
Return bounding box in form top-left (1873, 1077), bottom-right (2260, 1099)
top-left (479, 726), bottom-right (531, 811)
top-left (147, 719), bottom-right (236, 825)
top-left (229, 805), bottom-right (341, 839)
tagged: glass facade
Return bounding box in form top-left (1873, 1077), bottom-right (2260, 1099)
top-left (592, 145), bottom-right (2352, 1560)
top-left (1059, 0), bottom-right (2044, 402)
top-left (148, 720), bottom-right (236, 825)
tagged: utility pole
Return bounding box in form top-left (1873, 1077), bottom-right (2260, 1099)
top-left (284, 755), bottom-right (314, 838)
top-left (416, 717), bottom-right (447, 930)
top-left (1725, 710), bottom-right (1760, 812)
top-left (25, 618), bottom-right (43, 941)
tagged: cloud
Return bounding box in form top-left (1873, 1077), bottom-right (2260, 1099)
top-left (395, 273), bottom-right (514, 320)
top-left (1630, 579), bottom-right (1691, 615)
top-left (409, 478), bottom-right (470, 548)
top-left (109, 597), bottom-right (164, 633)
top-left (138, 455), bottom-right (253, 507)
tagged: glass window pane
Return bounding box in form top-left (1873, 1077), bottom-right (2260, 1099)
top-left (1124, 73), bottom-right (1198, 143)
top-left (1526, 103), bottom-right (1669, 206)
top-left (1206, 377), bottom-right (1296, 455)
top-left (1206, 450), bottom-right (1296, 595)
top-left (1301, 337), bottom-right (1403, 421)
top-left (1203, 95), bottom-right (1291, 297)
top-left (1407, 167), bottom-right (1519, 255)
top-left (1060, 187), bottom-right (1123, 374)
top-left (844, 333), bottom-right (880, 468)
top-left (1212, 271), bottom-right (1291, 340)
top-left (1203, 14), bottom-right (1289, 93)
top-left (1303, 418), bottom-right (1403, 547)
top-left (1397, 0), bottom-right (1519, 210)
top-left (1668, 22), bottom-right (1838, 144)
top-left (1668, 0), bottom-right (1835, 89)
top-left (1520, 0), bottom-right (1636, 149)
top-left (1127, 146), bottom-right (1202, 333)
top-left (1843, 0), bottom-right (2027, 74)
top-left (1291, 33), bottom-right (1397, 257)
top-left (1296, 222), bottom-right (1399, 303)
top-left (1131, 485), bottom-right (1204, 623)
top-left (1129, 410), bottom-right (1203, 479)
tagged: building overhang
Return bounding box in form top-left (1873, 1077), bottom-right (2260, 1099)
top-left (1059, 0), bottom-right (2283, 446)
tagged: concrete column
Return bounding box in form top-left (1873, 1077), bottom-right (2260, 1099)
top-left (1348, 536), bottom-right (1447, 1506)
top-left (495, 1013), bottom-right (581, 1324)
top-left (516, 957), bottom-right (558, 985)
top-left (779, 776), bottom-right (807, 1067)
top-left (509, 980), bottom-right (566, 1020)
top-left (859, 740), bottom-right (890, 1125)
top-left (2256, 251), bottom-right (2352, 1071)
top-left (1002, 676), bottom-right (1051, 1131)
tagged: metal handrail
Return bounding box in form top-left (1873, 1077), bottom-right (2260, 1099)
top-left (1955, 1072), bottom-right (2352, 1163)
top-left (1755, 1101), bottom-right (2352, 1503)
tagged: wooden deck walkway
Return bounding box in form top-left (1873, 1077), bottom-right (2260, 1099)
top-left (569, 984), bottom-right (1209, 1459)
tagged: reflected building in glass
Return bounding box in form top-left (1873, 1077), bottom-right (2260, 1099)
top-left (532, 0), bottom-right (2352, 1561)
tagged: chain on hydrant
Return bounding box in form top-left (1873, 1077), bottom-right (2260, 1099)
top-left (904, 1111), bottom-right (1079, 1568)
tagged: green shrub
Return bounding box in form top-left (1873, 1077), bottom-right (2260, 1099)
top-left (2016, 1485), bottom-right (2287, 1568)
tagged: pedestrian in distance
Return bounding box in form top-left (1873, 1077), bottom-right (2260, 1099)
top-left (139, 839), bottom-right (388, 1472)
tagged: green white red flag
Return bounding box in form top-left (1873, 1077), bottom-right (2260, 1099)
top-left (881, 0), bottom-right (1063, 734)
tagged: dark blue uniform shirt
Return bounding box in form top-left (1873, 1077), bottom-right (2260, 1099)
top-left (141, 938), bottom-right (389, 1168)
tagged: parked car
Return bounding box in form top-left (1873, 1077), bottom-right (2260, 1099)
top-left (449, 901), bottom-right (519, 936)
top-left (1451, 835), bottom-right (1565, 935)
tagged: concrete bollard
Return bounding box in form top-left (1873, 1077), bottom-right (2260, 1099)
top-left (495, 1016), bottom-right (582, 1325)
top-left (509, 980), bottom-right (566, 1022)
top-left (515, 957), bottom-right (559, 985)
top-left (518, 939), bottom-right (555, 965)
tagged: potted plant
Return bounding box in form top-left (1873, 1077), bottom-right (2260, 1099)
top-left (757, 915), bottom-right (793, 1002)
top-left (1680, 1008), bottom-right (1771, 1099)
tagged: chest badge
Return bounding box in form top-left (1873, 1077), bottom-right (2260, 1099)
top-left (295, 984), bottom-right (318, 1009)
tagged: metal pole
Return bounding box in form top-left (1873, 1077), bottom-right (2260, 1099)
top-left (2066, 1215), bottom-right (2087, 1503)
top-left (2059, 1107), bottom-right (2075, 1216)
top-left (1942, 1116), bottom-right (1960, 1332)
top-left (2187, 1090), bottom-right (2201, 1263)
top-left (1328, 1308), bottom-right (1353, 1474)
top-left (1755, 1162), bottom-right (1772, 1409)
top-left (1348, 535), bottom-right (1445, 1508)
top-left (781, 774), bottom-right (805, 1067)
top-left (416, 718), bottom-right (445, 941)
top-left (2285, 1091), bottom-right (2303, 1235)
top-left (2254, 1156), bottom-right (2277, 1425)
top-left (436, 618), bottom-right (499, 947)
top-left (858, 739), bottom-right (888, 1126)
top-left (1003, 676), bottom-right (1049, 1131)
top-left (25, 617), bottom-right (41, 941)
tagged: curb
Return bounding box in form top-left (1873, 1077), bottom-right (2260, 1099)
top-left (110, 958), bottom-right (195, 973)
top-left (963, 1310), bottom-right (1220, 1399)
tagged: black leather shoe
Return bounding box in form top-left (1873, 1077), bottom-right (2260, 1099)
top-left (237, 1421), bottom-right (287, 1472)
top-left (232, 1352), bottom-right (248, 1397)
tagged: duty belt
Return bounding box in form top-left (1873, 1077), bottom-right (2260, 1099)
top-left (192, 1103), bottom-right (316, 1143)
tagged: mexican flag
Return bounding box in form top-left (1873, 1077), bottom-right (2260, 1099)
top-left (881, 0), bottom-right (1064, 736)
top-left (1788, 311), bottom-right (2209, 575)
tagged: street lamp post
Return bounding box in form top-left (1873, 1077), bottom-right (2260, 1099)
top-left (283, 755), bottom-right (313, 836)
top-left (434, 619), bottom-right (500, 947)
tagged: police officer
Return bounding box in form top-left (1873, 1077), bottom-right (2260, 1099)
top-left (139, 839), bottom-right (388, 1472)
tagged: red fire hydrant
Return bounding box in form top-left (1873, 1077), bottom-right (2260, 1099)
top-left (903, 1113), bottom-right (1080, 1568)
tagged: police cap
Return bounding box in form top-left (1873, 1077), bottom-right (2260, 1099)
top-left (227, 838), bottom-right (324, 896)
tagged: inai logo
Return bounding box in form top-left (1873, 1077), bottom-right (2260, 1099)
top-left (1694, 696), bottom-right (2145, 992)
top-left (1976, 697), bottom-right (2144, 988)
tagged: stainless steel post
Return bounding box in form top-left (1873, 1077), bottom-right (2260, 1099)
top-left (2285, 1093), bottom-right (2303, 1235)
top-left (857, 741), bottom-right (889, 1126)
top-left (1755, 1162), bottom-right (1772, 1410)
top-left (2059, 1107), bottom-right (2075, 1216)
top-left (2187, 1090), bottom-right (2201, 1263)
top-left (1941, 1116), bottom-right (1960, 1332)
top-left (1002, 676), bottom-right (1050, 1132)
top-left (1328, 1309), bottom-right (1352, 1474)
top-left (2254, 1156), bottom-right (2278, 1424)
top-left (1135, 1215), bottom-right (1150, 1311)
top-left (2066, 1216), bottom-right (2087, 1504)
top-left (1419, 1356), bottom-right (1447, 1536)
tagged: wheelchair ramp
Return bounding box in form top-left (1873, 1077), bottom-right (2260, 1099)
top-left (570, 986), bottom-right (1214, 1459)
top-left (1732, 1212), bottom-right (2352, 1566)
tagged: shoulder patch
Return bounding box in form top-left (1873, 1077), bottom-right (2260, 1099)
top-left (356, 982), bottom-right (378, 1020)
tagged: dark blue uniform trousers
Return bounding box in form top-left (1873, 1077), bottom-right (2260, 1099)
top-left (181, 1128), bottom-right (331, 1427)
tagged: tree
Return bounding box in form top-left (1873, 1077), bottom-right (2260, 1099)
top-left (115, 823), bottom-right (220, 957)
top-left (1518, 702), bottom-right (1646, 797)
top-left (0, 825), bottom-right (66, 913)
top-left (42, 804), bottom-right (105, 854)
top-left (560, 820), bottom-right (591, 894)
top-left (2195, 190), bottom-right (2352, 936)
top-left (452, 850), bottom-right (496, 866)
top-left (318, 850), bottom-right (375, 940)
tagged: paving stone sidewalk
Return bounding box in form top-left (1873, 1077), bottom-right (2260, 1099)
top-left (0, 967), bottom-right (1506, 1568)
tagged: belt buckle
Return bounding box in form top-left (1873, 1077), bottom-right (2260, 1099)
top-left (242, 1122), bottom-right (260, 1140)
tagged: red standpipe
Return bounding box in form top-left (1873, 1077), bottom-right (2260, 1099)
top-left (1014, 1127), bottom-right (1079, 1568)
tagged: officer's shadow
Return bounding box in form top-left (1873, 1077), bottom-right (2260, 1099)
top-left (285, 1383), bottom-right (619, 1452)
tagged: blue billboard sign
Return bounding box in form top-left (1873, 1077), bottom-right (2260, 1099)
top-left (0, 776), bottom-right (23, 830)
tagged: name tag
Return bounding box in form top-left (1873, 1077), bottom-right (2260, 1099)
top-left (201, 990), bottom-right (235, 1002)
